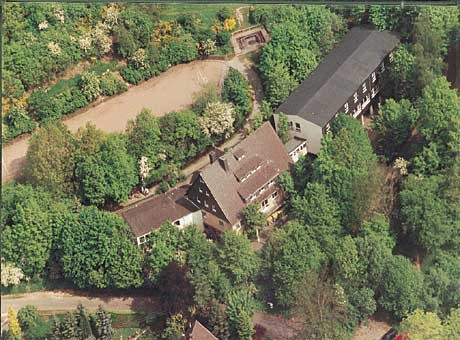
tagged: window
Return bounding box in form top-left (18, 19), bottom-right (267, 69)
top-left (204, 201), bottom-right (209, 208)
top-left (174, 220), bottom-right (181, 226)
top-left (362, 83), bottom-right (367, 93)
top-left (198, 186), bottom-right (203, 193)
top-left (272, 191), bottom-right (278, 199)
top-left (325, 123), bottom-right (331, 133)
top-left (371, 72), bottom-right (376, 83)
top-left (261, 199), bottom-right (269, 208)
top-left (288, 121), bottom-right (294, 130)
top-left (380, 62), bottom-right (385, 72)
top-left (197, 197), bottom-right (201, 203)
top-left (205, 191), bottom-right (210, 197)
top-left (295, 123), bottom-right (301, 132)
top-left (389, 52), bottom-right (394, 62)
top-left (353, 92), bottom-right (358, 103)
top-left (344, 102), bottom-right (349, 113)
top-left (212, 205), bottom-right (216, 212)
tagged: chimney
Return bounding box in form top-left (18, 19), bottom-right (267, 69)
top-left (209, 150), bottom-right (218, 164)
top-left (219, 156), bottom-right (230, 172)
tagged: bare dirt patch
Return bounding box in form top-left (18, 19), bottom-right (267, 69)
top-left (2, 60), bottom-right (228, 182)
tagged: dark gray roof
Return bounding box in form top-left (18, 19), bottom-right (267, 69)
top-left (284, 137), bottom-right (306, 153)
top-left (276, 27), bottom-right (400, 127)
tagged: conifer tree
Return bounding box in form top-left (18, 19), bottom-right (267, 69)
top-left (50, 316), bottom-right (62, 340)
top-left (76, 304), bottom-right (93, 340)
top-left (61, 312), bottom-right (78, 339)
top-left (92, 306), bottom-right (113, 340)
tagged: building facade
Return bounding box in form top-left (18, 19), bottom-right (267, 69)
top-left (186, 122), bottom-right (291, 233)
top-left (274, 27), bottom-right (400, 156)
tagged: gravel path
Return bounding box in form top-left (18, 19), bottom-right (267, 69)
top-left (2, 60), bottom-right (227, 183)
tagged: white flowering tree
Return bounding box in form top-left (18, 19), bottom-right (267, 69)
top-left (47, 42), bottom-right (61, 56)
top-left (1, 260), bottom-right (25, 287)
top-left (102, 3), bottom-right (120, 30)
top-left (80, 71), bottom-right (101, 101)
top-left (199, 101), bottom-right (235, 139)
top-left (129, 48), bottom-right (147, 70)
top-left (78, 23), bottom-right (112, 56)
top-left (393, 157), bottom-right (409, 176)
top-left (139, 156), bottom-right (151, 193)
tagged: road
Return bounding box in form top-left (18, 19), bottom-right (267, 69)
top-left (2, 60), bottom-right (227, 182)
top-left (1, 291), bottom-right (158, 329)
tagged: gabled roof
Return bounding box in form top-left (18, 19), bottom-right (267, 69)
top-left (194, 122), bottom-right (291, 225)
top-left (119, 186), bottom-right (198, 237)
top-left (276, 27), bottom-right (400, 127)
top-left (189, 320), bottom-right (217, 340)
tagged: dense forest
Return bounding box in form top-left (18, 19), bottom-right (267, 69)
top-left (2, 3), bottom-right (459, 340)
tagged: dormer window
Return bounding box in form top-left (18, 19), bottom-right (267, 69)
top-left (362, 83), bottom-right (367, 93)
top-left (295, 123), bottom-right (301, 132)
top-left (353, 92), bottom-right (358, 103)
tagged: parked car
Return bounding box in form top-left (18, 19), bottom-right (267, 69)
top-left (381, 328), bottom-right (398, 340)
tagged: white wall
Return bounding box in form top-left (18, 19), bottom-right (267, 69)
top-left (274, 114), bottom-right (324, 154)
top-left (176, 210), bottom-right (204, 231)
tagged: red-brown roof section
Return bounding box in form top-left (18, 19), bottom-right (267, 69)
top-left (189, 122), bottom-right (291, 225)
top-left (119, 186), bottom-right (198, 238)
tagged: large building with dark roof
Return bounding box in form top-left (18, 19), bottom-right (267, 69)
top-left (275, 26), bottom-right (400, 155)
top-left (186, 122), bottom-right (291, 233)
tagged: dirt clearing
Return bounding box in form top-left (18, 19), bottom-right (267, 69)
top-left (2, 60), bottom-right (228, 182)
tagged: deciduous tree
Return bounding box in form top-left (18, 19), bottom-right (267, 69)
top-left (217, 231), bottom-right (259, 286)
top-left (24, 122), bottom-right (76, 195)
top-left (59, 206), bottom-right (143, 289)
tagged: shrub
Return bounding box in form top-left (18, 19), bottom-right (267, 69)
top-left (166, 33), bottom-right (199, 65)
top-left (99, 72), bottom-right (128, 96)
top-left (79, 71), bottom-right (101, 101)
top-left (216, 29), bottom-right (231, 47)
top-left (217, 7), bottom-right (233, 22)
top-left (192, 83), bottom-right (221, 115)
top-left (28, 86), bottom-right (89, 122)
top-left (120, 66), bottom-right (144, 85)
top-left (4, 106), bottom-right (37, 140)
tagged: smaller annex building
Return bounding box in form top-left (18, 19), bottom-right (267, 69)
top-left (119, 186), bottom-right (203, 246)
top-left (274, 26), bottom-right (400, 156)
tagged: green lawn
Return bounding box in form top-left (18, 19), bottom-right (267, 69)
top-left (159, 4), bottom-right (241, 26)
top-left (113, 327), bottom-right (141, 339)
